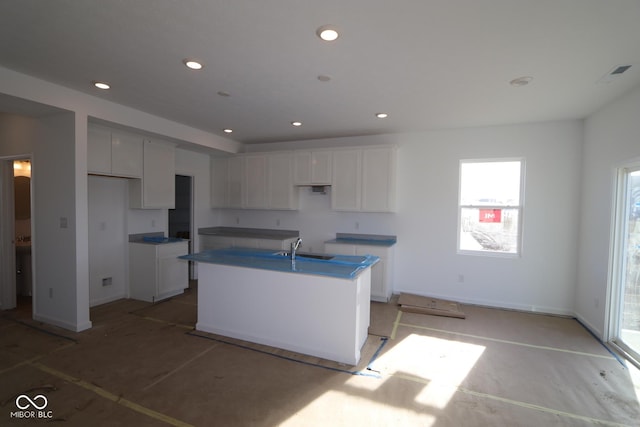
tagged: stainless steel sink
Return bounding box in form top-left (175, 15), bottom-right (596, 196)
top-left (276, 251), bottom-right (335, 260)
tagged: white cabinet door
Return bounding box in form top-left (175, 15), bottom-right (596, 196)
top-left (331, 149), bottom-right (362, 211)
top-left (268, 152), bottom-right (298, 210)
top-left (88, 125), bottom-right (143, 178)
top-left (361, 146), bottom-right (396, 212)
top-left (211, 157), bottom-right (229, 208)
top-left (88, 125), bottom-right (111, 174)
top-left (130, 140), bottom-right (175, 209)
top-left (311, 150), bottom-right (332, 185)
top-left (157, 243), bottom-right (188, 298)
top-left (325, 242), bottom-right (394, 302)
top-left (293, 150), bottom-right (332, 185)
top-left (227, 156), bottom-right (244, 208)
top-left (111, 131), bottom-right (143, 178)
top-left (245, 154), bottom-right (268, 209)
top-left (356, 245), bottom-right (390, 302)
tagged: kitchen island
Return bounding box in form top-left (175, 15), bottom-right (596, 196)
top-left (181, 248), bottom-right (378, 365)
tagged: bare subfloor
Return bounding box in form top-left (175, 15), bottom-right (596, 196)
top-left (2, 285), bottom-right (640, 426)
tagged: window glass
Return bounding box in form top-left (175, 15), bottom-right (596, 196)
top-left (459, 160), bottom-right (523, 255)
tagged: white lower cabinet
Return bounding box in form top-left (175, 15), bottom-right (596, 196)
top-left (325, 242), bottom-right (395, 302)
top-left (129, 241), bottom-right (188, 302)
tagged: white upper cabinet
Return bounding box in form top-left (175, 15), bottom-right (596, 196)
top-left (244, 154), bottom-right (268, 208)
top-left (226, 156), bottom-right (245, 208)
top-left (332, 145), bottom-right (397, 212)
top-left (211, 152), bottom-right (298, 210)
top-left (331, 149), bottom-right (362, 211)
top-left (268, 152), bottom-right (298, 210)
top-left (88, 125), bottom-right (142, 178)
top-left (130, 139), bottom-right (175, 209)
top-left (211, 156), bottom-right (229, 208)
top-left (111, 132), bottom-right (144, 177)
top-left (361, 146), bottom-right (397, 212)
top-left (293, 150), bottom-right (332, 185)
top-left (88, 125), bottom-right (112, 174)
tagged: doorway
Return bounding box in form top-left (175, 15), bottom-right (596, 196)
top-left (609, 163), bottom-right (640, 366)
top-left (0, 157), bottom-right (33, 313)
top-left (169, 175), bottom-right (194, 280)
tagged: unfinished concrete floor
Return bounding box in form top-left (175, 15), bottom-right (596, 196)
top-left (2, 285), bottom-right (640, 426)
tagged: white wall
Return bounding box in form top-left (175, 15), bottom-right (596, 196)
top-left (577, 84), bottom-right (640, 337)
top-left (231, 120), bottom-right (583, 315)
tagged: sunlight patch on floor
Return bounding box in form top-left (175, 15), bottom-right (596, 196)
top-left (374, 334), bottom-right (485, 408)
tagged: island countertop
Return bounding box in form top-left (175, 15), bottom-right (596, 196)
top-left (180, 247), bottom-right (378, 279)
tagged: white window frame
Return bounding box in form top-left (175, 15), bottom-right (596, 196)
top-left (457, 158), bottom-right (525, 258)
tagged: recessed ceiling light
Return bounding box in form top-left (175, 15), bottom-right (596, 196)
top-left (317, 74), bottom-right (332, 82)
top-left (316, 25), bottom-right (339, 41)
top-left (375, 113), bottom-right (389, 119)
top-left (217, 90), bottom-right (231, 97)
top-left (183, 59), bottom-right (204, 70)
top-left (223, 128), bottom-right (233, 133)
top-left (510, 76), bottom-right (533, 87)
top-left (291, 121), bottom-right (302, 127)
top-left (93, 81), bottom-right (110, 90)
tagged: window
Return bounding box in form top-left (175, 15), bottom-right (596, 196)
top-left (458, 159), bottom-right (524, 256)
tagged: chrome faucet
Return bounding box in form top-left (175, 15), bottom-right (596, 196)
top-left (290, 237), bottom-right (302, 261)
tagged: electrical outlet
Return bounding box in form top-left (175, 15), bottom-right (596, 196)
top-left (59, 217), bottom-right (68, 229)
top-left (49, 288), bottom-right (53, 298)
top-left (458, 274), bottom-right (465, 283)
top-left (236, 216), bottom-right (240, 224)
top-left (151, 219), bottom-right (156, 228)
top-left (355, 222), bottom-right (359, 230)
top-left (276, 219), bottom-right (281, 226)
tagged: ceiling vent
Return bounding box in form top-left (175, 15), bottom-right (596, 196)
top-left (597, 64), bottom-right (633, 84)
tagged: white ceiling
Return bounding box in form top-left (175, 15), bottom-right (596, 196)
top-left (2, 0), bottom-right (640, 144)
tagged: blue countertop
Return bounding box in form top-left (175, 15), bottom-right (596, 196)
top-left (180, 247), bottom-right (379, 279)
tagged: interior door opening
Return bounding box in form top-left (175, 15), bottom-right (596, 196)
top-left (169, 174), bottom-right (194, 281)
top-left (0, 157), bottom-right (33, 315)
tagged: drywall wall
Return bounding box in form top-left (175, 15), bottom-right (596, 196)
top-left (227, 120), bottom-right (583, 315)
top-left (578, 84), bottom-right (640, 337)
top-left (31, 112), bottom-right (91, 331)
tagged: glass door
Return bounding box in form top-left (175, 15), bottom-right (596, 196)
top-left (611, 165), bottom-right (640, 363)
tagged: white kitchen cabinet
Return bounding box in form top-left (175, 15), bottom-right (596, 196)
top-left (268, 152), bottom-right (298, 210)
top-left (88, 125), bottom-right (143, 178)
top-left (210, 156), bottom-right (229, 208)
top-left (130, 139), bottom-right (176, 209)
top-left (211, 152), bottom-right (298, 210)
top-left (331, 149), bottom-right (362, 211)
top-left (88, 125), bottom-right (112, 174)
top-left (325, 242), bottom-right (395, 302)
top-left (331, 146), bottom-right (397, 212)
top-left (245, 154), bottom-right (268, 208)
top-left (293, 150), bottom-right (332, 185)
top-left (227, 156), bottom-right (244, 208)
top-left (361, 146), bottom-right (397, 212)
top-left (129, 241), bottom-right (188, 303)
